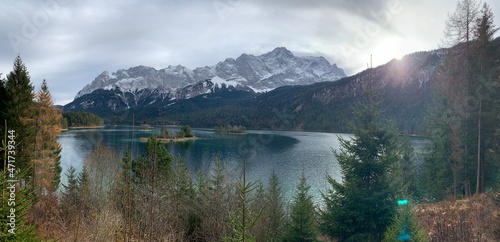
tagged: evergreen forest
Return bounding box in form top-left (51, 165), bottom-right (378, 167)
top-left (62, 111), bottom-right (104, 129)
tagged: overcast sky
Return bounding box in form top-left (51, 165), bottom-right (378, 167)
top-left (1, 0), bottom-right (499, 105)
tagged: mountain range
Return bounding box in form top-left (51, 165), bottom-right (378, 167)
top-left (65, 46), bottom-right (444, 133)
top-left (73, 47), bottom-right (346, 100)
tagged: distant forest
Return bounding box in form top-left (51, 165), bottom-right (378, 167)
top-left (62, 111), bottom-right (104, 128)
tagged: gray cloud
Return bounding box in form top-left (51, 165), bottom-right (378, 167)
top-left (1, 0), bottom-right (499, 105)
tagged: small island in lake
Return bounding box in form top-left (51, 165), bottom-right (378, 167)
top-left (214, 124), bottom-right (246, 135)
top-left (140, 125), bottom-right (197, 143)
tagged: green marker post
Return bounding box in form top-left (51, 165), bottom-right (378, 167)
top-left (397, 199), bottom-right (411, 241)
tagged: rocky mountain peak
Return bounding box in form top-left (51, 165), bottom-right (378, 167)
top-left (266, 47), bottom-right (294, 57)
top-left (74, 47), bottom-right (346, 99)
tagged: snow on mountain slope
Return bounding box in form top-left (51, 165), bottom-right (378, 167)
top-left (75, 47), bottom-right (346, 99)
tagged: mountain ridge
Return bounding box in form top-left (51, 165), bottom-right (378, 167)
top-left (74, 47), bottom-right (346, 99)
top-left (65, 47), bottom-right (443, 133)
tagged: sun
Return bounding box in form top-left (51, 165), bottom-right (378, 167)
top-left (371, 37), bottom-right (407, 66)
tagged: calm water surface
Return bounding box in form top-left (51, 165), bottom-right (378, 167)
top-left (57, 126), bottom-right (429, 201)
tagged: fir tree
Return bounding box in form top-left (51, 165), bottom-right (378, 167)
top-left (0, 75), bottom-right (8, 138)
top-left (428, 1), bottom-right (499, 199)
top-left (285, 172), bottom-right (317, 242)
top-left (198, 157), bottom-right (232, 241)
top-left (0, 170), bottom-right (40, 241)
top-left (422, 96), bottom-right (454, 200)
top-left (133, 136), bottom-right (173, 239)
top-left (170, 155), bottom-right (198, 240)
top-left (111, 148), bottom-right (135, 240)
top-left (4, 56), bottom-right (36, 173)
top-left (76, 166), bottom-right (92, 231)
top-left (264, 171), bottom-right (285, 242)
top-left (133, 136), bottom-right (173, 180)
top-left (434, 0), bottom-right (481, 198)
top-left (250, 181), bottom-right (267, 241)
top-left (224, 148), bottom-right (261, 242)
top-left (60, 166), bottom-right (91, 241)
top-left (60, 166), bottom-right (80, 220)
top-left (321, 99), bottom-right (401, 242)
top-left (469, 2), bottom-right (499, 194)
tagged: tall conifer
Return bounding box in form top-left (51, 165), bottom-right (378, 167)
top-left (321, 99), bottom-right (401, 242)
top-left (5, 56), bottom-right (35, 173)
top-left (33, 80), bottom-right (63, 194)
top-left (285, 172), bottom-right (317, 242)
top-left (264, 171), bottom-right (285, 241)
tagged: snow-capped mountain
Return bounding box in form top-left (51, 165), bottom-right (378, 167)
top-left (65, 43), bottom-right (454, 132)
top-left (74, 47), bottom-right (346, 99)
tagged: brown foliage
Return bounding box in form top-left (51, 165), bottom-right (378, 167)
top-left (416, 193), bottom-right (500, 241)
top-left (33, 80), bottom-right (63, 194)
top-left (28, 194), bottom-right (65, 240)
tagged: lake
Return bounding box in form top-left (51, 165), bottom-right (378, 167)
top-left (57, 126), bottom-right (429, 202)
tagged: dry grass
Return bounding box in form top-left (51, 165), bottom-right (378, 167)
top-left (415, 193), bottom-right (500, 242)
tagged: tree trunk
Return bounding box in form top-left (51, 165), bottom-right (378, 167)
top-left (475, 99), bottom-right (482, 194)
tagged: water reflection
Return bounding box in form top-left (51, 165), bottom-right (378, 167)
top-left (57, 126), bottom-right (428, 202)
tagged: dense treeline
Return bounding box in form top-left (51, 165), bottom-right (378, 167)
top-left (214, 124), bottom-right (246, 134)
top-left (1, 56), bottom-right (63, 240)
top-left (422, 1), bottom-right (500, 200)
top-left (62, 111), bottom-right (104, 128)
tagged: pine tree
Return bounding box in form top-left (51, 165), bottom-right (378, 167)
top-left (469, 3), bottom-right (499, 194)
top-left (224, 148), bottom-right (261, 242)
top-left (264, 171), bottom-right (285, 242)
top-left (428, 2), bottom-right (500, 198)
top-left (170, 155), bottom-right (198, 240)
top-left (422, 98), bottom-right (454, 200)
top-left (433, 0), bottom-right (481, 198)
top-left (133, 136), bottom-right (173, 180)
top-left (250, 181), bottom-right (267, 241)
top-left (111, 148), bottom-right (135, 240)
top-left (133, 136), bottom-right (174, 239)
top-left (60, 166), bottom-right (80, 220)
top-left (4, 56), bottom-right (36, 173)
top-left (247, 171), bottom-right (285, 241)
top-left (321, 99), bottom-right (401, 242)
top-left (0, 169), bottom-right (40, 241)
top-left (77, 166), bottom-right (92, 226)
top-left (0, 75), bottom-right (8, 139)
top-left (1, 64), bottom-right (40, 240)
top-left (198, 157), bottom-right (232, 241)
top-left (60, 166), bottom-right (91, 241)
top-left (443, 0), bottom-right (481, 46)
top-left (285, 172), bottom-right (317, 242)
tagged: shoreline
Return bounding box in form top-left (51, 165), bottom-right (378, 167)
top-left (139, 137), bottom-right (197, 143)
top-left (215, 132), bottom-right (246, 135)
top-left (66, 125), bottom-right (105, 130)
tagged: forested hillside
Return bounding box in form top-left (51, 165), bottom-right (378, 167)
top-left (62, 111), bottom-right (105, 128)
top-left (79, 49), bottom-right (438, 134)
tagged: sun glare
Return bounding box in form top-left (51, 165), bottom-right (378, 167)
top-left (372, 37), bottom-right (407, 67)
